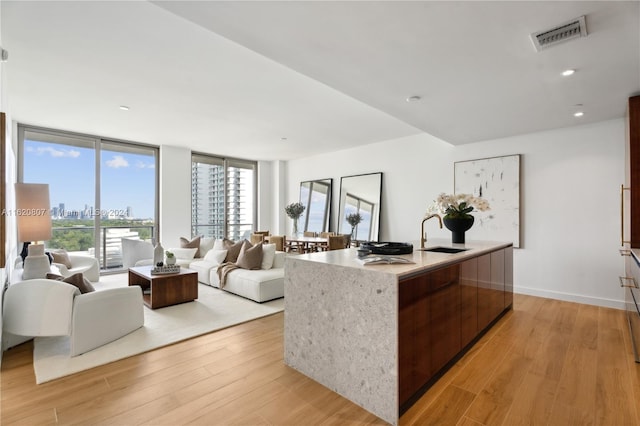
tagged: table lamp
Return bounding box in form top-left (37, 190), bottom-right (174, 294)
top-left (15, 183), bottom-right (52, 278)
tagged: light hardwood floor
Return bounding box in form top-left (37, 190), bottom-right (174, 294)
top-left (2, 294), bottom-right (639, 425)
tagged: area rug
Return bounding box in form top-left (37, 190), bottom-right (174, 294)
top-left (33, 275), bottom-right (284, 384)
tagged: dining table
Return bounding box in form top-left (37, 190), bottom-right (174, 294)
top-left (284, 235), bottom-right (328, 253)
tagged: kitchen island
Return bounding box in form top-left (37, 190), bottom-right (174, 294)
top-left (284, 239), bottom-right (513, 425)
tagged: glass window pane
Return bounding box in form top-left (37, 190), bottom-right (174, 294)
top-left (22, 130), bottom-right (96, 254)
top-left (20, 126), bottom-right (160, 273)
top-left (191, 154), bottom-right (256, 241)
top-left (226, 162), bottom-right (254, 241)
top-left (100, 142), bottom-right (157, 269)
top-left (192, 158), bottom-right (225, 239)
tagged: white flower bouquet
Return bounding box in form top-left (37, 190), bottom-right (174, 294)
top-left (429, 193), bottom-right (490, 219)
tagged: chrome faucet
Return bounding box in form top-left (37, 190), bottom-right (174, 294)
top-left (421, 214), bottom-right (443, 248)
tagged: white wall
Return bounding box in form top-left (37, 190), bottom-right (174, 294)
top-left (286, 133), bottom-right (455, 241)
top-left (286, 119), bottom-right (626, 309)
top-left (159, 145), bottom-right (191, 249)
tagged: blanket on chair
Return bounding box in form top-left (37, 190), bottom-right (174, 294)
top-left (216, 262), bottom-right (240, 289)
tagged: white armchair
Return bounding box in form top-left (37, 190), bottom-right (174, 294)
top-left (3, 279), bottom-right (144, 356)
top-left (121, 238), bottom-right (154, 269)
top-left (54, 254), bottom-right (101, 282)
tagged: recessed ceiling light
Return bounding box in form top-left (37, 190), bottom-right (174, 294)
top-left (574, 111), bottom-right (584, 117)
top-left (119, 105), bottom-right (130, 111)
top-left (406, 96), bottom-right (421, 102)
top-left (562, 69), bottom-right (576, 76)
top-left (281, 137), bottom-right (287, 141)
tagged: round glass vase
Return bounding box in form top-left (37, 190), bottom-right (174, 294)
top-left (443, 216), bottom-right (475, 244)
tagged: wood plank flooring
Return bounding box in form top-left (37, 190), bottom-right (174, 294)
top-left (1, 294), bottom-right (639, 425)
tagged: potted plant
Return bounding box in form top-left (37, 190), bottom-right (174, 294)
top-left (165, 250), bottom-right (176, 266)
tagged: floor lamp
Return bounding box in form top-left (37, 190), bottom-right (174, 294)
top-left (15, 183), bottom-right (52, 278)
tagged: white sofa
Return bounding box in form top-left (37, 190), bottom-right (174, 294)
top-left (190, 251), bottom-right (285, 303)
top-left (3, 278), bottom-right (144, 356)
top-left (122, 238), bottom-right (213, 268)
top-left (122, 237), bottom-right (285, 303)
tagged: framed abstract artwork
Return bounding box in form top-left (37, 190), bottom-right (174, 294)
top-left (454, 154), bottom-right (521, 247)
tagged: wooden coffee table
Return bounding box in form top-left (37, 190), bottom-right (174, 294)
top-left (128, 265), bottom-right (198, 309)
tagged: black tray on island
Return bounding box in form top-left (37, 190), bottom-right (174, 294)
top-left (358, 242), bottom-right (414, 256)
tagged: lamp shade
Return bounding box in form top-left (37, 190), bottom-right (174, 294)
top-left (15, 183), bottom-right (52, 242)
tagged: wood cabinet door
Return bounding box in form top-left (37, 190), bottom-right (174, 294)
top-left (429, 264), bottom-right (461, 375)
top-left (398, 273), bottom-right (431, 404)
top-left (490, 250), bottom-right (505, 319)
top-left (477, 253), bottom-right (492, 331)
top-left (460, 257), bottom-right (478, 348)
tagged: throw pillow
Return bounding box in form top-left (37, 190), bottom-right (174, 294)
top-left (213, 238), bottom-right (229, 251)
top-left (47, 272), bottom-right (95, 294)
top-left (261, 243), bottom-right (276, 270)
top-left (204, 249), bottom-right (228, 265)
top-left (224, 239), bottom-right (247, 263)
top-left (199, 237), bottom-right (216, 257)
top-left (50, 249), bottom-right (73, 268)
top-left (180, 236), bottom-right (201, 258)
top-left (236, 242), bottom-right (263, 270)
top-left (166, 247), bottom-right (198, 260)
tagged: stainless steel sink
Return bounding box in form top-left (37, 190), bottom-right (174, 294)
top-left (418, 246), bottom-right (469, 254)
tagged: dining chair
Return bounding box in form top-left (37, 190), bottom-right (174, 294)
top-left (303, 231), bottom-right (316, 237)
top-left (328, 235), bottom-right (347, 250)
top-left (319, 232), bottom-right (335, 238)
top-left (255, 230), bottom-right (270, 237)
top-left (250, 233), bottom-right (265, 245)
top-left (269, 235), bottom-right (285, 252)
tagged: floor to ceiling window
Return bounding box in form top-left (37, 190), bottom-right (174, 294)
top-left (19, 125), bottom-right (158, 271)
top-left (191, 153), bottom-right (256, 241)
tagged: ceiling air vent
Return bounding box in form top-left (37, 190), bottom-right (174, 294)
top-left (530, 15), bottom-right (587, 52)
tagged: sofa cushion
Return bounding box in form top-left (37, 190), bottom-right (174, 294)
top-left (272, 251), bottom-right (285, 269)
top-left (189, 260), bottom-right (218, 285)
top-left (167, 247), bottom-right (198, 260)
top-left (209, 268), bottom-right (284, 302)
top-left (180, 236), bottom-right (201, 258)
top-left (204, 249), bottom-right (227, 264)
top-left (50, 249), bottom-right (73, 268)
top-left (236, 243), bottom-right (263, 270)
top-left (199, 237), bottom-right (216, 257)
top-left (261, 244), bottom-right (276, 270)
top-left (47, 272), bottom-right (95, 294)
top-left (213, 238), bottom-right (229, 251)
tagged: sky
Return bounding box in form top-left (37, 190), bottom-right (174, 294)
top-left (23, 139), bottom-right (156, 219)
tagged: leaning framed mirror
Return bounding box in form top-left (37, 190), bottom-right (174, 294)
top-left (299, 178), bottom-right (332, 233)
top-left (338, 172), bottom-right (382, 242)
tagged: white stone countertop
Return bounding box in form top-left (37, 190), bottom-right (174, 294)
top-left (288, 238), bottom-right (512, 279)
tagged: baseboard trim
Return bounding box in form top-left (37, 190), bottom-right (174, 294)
top-left (514, 286), bottom-right (625, 310)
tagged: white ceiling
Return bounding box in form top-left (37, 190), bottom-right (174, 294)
top-left (2, 1), bottom-right (639, 161)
